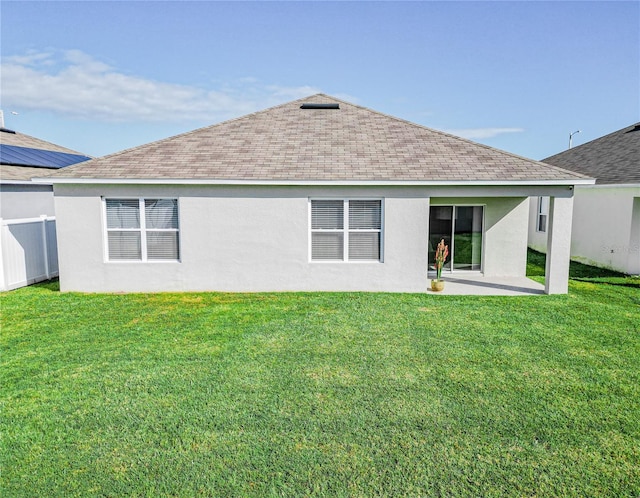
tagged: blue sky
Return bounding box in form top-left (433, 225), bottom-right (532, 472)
top-left (1, 1), bottom-right (638, 160)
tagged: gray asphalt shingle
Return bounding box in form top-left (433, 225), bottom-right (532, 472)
top-left (1, 165), bottom-right (58, 181)
top-left (542, 123), bottom-right (640, 185)
top-left (50, 94), bottom-right (591, 183)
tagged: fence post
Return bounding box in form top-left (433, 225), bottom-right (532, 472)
top-left (0, 218), bottom-right (6, 291)
top-left (40, 215), bottom-right (50, 281)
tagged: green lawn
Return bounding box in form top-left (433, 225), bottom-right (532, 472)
top-left (2, 256), bottom-right (639, 496)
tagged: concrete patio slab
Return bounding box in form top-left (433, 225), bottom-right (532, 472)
top-left (427, 274), bottom-right (545, 296)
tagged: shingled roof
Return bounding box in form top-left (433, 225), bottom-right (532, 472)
top-left (1, 165), bottom-right (59, 182)
top-left (1, 128), bottom-right (91, 181)
top-left (50, 94), bottom-right (591, 184)
top-left (542, 123), bottom-right (640, 185)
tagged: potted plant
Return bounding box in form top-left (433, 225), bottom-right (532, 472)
top-left (431, 239), bottom-right (449, 292)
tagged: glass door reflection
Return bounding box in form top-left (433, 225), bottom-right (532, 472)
top-left (429, 205), bottom-right (483, 273)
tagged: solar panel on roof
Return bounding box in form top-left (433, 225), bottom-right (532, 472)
top-left (0, 145), bottom-right (91, 168)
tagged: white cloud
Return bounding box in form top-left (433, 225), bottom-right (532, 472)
top-left (444, 127), bottom-right (525, 140)
top-left (1, 50), bottom-right (323, 123)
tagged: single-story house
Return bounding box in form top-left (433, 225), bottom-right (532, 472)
top-left (529, 123), bottom-right (640, 275)
top-left (41, 94), bottom-right (594, 294)
top-left (0, 126), bottom-right (91, 290)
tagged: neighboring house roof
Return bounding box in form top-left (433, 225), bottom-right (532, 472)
top-left (1, 128), bottom-right (91, 182)
top-left (1, 165), bottom-right (59, 182)
top-left (1, 145), bottom-right (92, 168)
top-left (47, 94), bottom-right (592, 184)
top-left (542, 123), bottom-right (640, 185)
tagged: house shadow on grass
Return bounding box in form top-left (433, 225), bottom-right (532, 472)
top-left (31, 279), bottom-right (60, 292)
top-left (527, 249), bottom-right (638, 288)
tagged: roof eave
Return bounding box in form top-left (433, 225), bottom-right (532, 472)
top-left (2, 179), bottom-right (53, 186)
top-left (579, 182), bottom-right (640, 189)
top-left (35, 177), bottom-right (596, 187)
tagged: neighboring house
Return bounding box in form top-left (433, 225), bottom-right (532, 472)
top-left (1, 127), bottom-right (91, 218)
top-left (529, 123), bottom-right (640, 275)
top-left (0, 126), bottom-right (91, 290)
top-left (43, 94), bottom-right (593, 294)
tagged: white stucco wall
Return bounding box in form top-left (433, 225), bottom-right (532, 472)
top-left (54, 184), bottom-right (554, 293)
top-left (529, 186), bottom-right (640, 274)
top-left (0, 184), bottom-right (55, 220)
top-left (430, 196), bottom-right (529, 277)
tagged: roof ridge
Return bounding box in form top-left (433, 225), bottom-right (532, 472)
top-left (48, 93), bottom-right (595, 183)
top-left (333, 96), bottom-right (592, 181)
top-left (72, 93), bottom-right (333, 169)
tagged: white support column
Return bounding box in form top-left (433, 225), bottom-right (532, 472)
top-left (545, 195), bottom-right (574, 294)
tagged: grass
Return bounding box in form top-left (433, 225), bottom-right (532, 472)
top-left (526, 249), bottom-right (633, 279)
top-left (1, 255), bottom-right (639, 496)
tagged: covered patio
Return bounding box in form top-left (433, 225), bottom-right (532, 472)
top-left (427, 192), bottom-right (577, 296)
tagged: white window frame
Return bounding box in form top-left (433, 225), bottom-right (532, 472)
top-left (103, 197), bottom-right (181, 263)
top-left (536, 196), bottom-right (549, 233)
top-left (309, 198), bottom-right (384, 263)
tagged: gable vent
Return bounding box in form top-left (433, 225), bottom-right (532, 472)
top-left (300, 103), bottom-right (340, 110)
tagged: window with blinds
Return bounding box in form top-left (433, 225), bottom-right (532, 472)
top-left (105, 198), bottom-right (180, 261)
top-left (536, 196), bottom-right (549, 233)
top-left (311, 199), bottom-right (382, 261)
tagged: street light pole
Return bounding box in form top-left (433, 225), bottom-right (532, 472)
top-left (569, 130), bottom-right (581, 149)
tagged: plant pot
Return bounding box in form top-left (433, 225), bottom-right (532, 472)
top-left (431, 279), bottom-right (445, 292)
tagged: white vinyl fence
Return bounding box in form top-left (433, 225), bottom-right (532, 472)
top-left (0, 216), bottom-right (58, 291)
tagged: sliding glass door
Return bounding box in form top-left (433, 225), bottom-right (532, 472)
top-left (429, 205), bottom-right (483, 273)
top-left (453, 206), bottom-right (483, 270)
